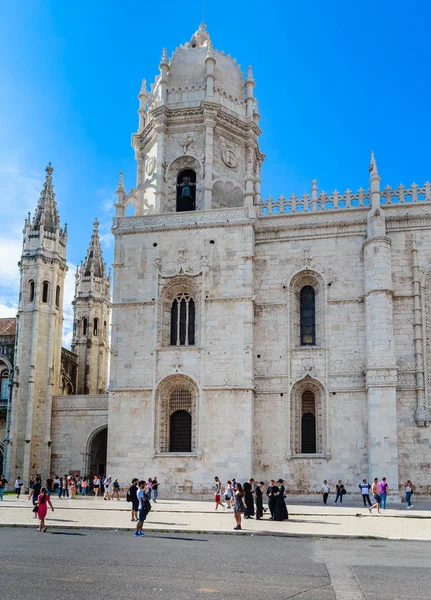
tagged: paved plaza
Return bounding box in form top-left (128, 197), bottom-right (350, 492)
top-left (1, 528), bottom-right (431, 600)
top-left (1, 495), bottom-right (430, 540)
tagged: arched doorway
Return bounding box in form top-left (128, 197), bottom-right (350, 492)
top-left (88, 427), bottom-right (107, 477)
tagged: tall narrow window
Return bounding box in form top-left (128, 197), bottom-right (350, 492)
top-left (170, 294), bottom-right (195, 346)
top-left (301, 391), bottom-right (316, 453)
top-left (168, 387), bottom-right (192, 452)
top-left (103, 320), bottom-right (107, 339)
top-left (93, 318), bottom-right (99, 336)
top-left (55, 285), bottom-right (60, 308)
top-left (0, 371), bottom-right (9, 401)
top-left (300, 286), bottom-right (315, 345)
top-left (82, 317), bottom-right (88, 336)
top-left (42, 281), bottom-right (49, 304)
top-left (29, 280), bottom-right (35, 303)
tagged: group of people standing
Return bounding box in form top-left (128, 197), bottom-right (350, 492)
top-left (321, 477), bottom-right (415, 511)
top-left (214, 477), bottom-right (289, 531)
top-left (126, 478), bottom-right (159, 537)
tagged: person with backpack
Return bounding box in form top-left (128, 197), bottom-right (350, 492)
top-left (15, 476), bottom-right (23, 498)
top-left (127, 478), bottom-right (139, 521)
top-left (152, 477), bottom-right (159, 503)
top-left (134, 480), bottom-right (149, 537)
top-left (334, 480), bottom-right (346, 505)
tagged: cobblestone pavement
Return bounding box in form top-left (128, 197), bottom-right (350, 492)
top-left (1, 496), bottom-right (430, 540)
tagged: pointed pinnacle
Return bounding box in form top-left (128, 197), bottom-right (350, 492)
top-left (93, 217), bottom-right (99, 231)
top-left (369, 150), bottom-right (378, 175)
top-left (116, 170), bottom-right (125, 193)
top-left (160, 47), bottom-right (168, 64)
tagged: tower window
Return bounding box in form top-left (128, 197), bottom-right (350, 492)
top-left (103, 320), bottom-right (107, 339)
top-left (301, 390), bottom-right (316, 453)
top-left (1, 371), bottom-right (9, 401)
top-left (93, 318), bottom-right (99, 336)
top-left (176, 169), bottom-right (196, 212)
top-left (300, 285), bottom-right (316, 345)
top-left (82, 317), bottom-right (88, 336)
top-left (42, 281), bottom-right (49, 304)
top-left (29, 280), bottom-right (35, 303)
top-left (55, 285), bottom-right (60, 308)
top-left (170, 294), bottom-right (195, 346)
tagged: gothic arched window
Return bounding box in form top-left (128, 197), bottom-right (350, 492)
top-left (0, 371), bottom-right (9, 401)
top-left (300, 286), bottom-right (316, 345)
top-left (55, 285), bottom-right (60, 308)
top-left (176, 169), bottom-right (196, 212)
top-left (93, 318), bottom-right (99, 336)
top-left (170, 294), bottom-right (195, 346)
top-left (301, 391), bottom-right (316, 453)
top-left (42, 281), bottom-right (50, 304)
top-left (29, 280), bottom-right (35, 303)
top-left (82, 317), bottom-right (88, 336)
top-left (103, 320), bottom-right (107, 339)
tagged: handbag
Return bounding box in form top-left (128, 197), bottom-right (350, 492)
top-left (32, 505), bottom-right (38, 513)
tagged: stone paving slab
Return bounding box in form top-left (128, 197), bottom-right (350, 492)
top-left (1, 497), bottom-right (431, 540)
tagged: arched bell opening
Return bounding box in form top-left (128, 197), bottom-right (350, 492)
top-left (176, 169), bottom-right (196, 212)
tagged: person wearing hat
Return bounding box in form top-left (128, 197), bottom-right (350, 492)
top-left (274, 478), bottom-right (288, 521)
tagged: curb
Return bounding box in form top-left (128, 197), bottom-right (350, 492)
top-left (0, 523), bottom-right (428, 542)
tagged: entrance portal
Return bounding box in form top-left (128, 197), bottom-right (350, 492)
top-left (88, 427), bottom-right (107, 476)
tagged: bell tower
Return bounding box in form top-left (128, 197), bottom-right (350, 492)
top-left (7, 164), bottom-right (67, 483)
top-left (71, 218), bottom-right (110, 395)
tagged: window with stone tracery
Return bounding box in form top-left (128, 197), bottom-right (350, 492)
top-left (290, 380), bottom-right (325, 456)
top-left (156, 377), bottom-right (197, 454)
top-left (170, 294), bottom-right (195, 346)
top-left (29, 280), bottom-right (35, 303)
top-left (290, 271), bottom-right (325, 348)
top-left (1, 371), bottom-right (9, 401)
top-left (300, 286), bottom-right (316, 345)
top-left (42, 281), bottom-right (50, 304)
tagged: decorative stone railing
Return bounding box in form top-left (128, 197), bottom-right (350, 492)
top-left (259, 181), bottom-right (431, 216)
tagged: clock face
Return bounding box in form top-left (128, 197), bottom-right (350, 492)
top-left (146, 156), bottom-right (156, 175)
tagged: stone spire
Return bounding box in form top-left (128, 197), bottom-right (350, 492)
top-left (32, 163), bottom-right (60, 234)
top-left (83, 218), bottom-right (106, 279)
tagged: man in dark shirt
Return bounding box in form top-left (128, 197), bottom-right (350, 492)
top-left (29, 476), bottom-right (41, 505)
top-left (0, 475), bottom-right (8, 501)
top-left (128, 478), bottom-right (139, 522)
top-left (46, 475), bottom-right (54, 496)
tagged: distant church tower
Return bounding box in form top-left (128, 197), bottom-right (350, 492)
top-left (7, 164), bottom-right (67, 483)
top-left (72, 219), bottom-right (110, 395)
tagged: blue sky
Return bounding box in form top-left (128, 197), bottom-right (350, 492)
top-left (1, 1), bottom-right (430, 344)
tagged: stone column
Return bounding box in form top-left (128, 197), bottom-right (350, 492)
top-left (364, 152), bottom-right (400, 498)
top-left (203, 109), bottom-right (216, 210)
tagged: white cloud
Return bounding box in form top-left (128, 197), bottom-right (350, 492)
top-left (0, 302), bottom-right (17, 318)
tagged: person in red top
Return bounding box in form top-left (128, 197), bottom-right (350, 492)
top-left (36, 487), bottom-right (54, 532)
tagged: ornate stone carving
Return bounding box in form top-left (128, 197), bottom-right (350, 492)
top-left (146, 155), bottom-right (156, 175)
top-left (290, 376), bottom-right (326, 455)
top-left (52, 394), bottom-right (108, 411)
top-left (221, 148), bottom-right (237, 168)
top-left (115, 207), bottom-right (250, 234)
top-left (365, 368), bottom-right (398, 388)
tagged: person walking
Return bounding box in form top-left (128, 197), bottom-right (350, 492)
top-left (379, 477), bottom-right (388, 509)
top-left (403, 480), bottom-right (414, 509)
top-left (81, 477), bottom-right (88, 496)
top-left (146, 478), bottom-right (153, 500)
top-left (321, 480), bottom-right (330, 505)
top-left (36, 487), bottom-right (54, 532)
top-left (224, 480), bottom-right (233, 509)
top-left (334, 480), bottom-right (345, 505)
top-left (243, 478), bottom-right (255, 519)
top-left (369, 477), bottom-right (381, 514)
top-left (0, 475), bottom-right (8, 501)
top-left (15, 476), bottom-right (23, 498)
top-left (213, 476), bottom-right (225, 510)
top-left (233, 482), bottom-right (245, 530)
top-left (134, 481), bottom-right (149, 537)
top-left (255, 481), bottom-right (264, 519)
top-left (152, 477), bottom-right (159, 503)
top-left (53, 475), bottom-right (60, 496)
top-left (104, 476), bottom-right (112, 500)
top-left (93, 475), bottom-right (100, 498)
top-left (127, 478), bottom-right (139, 521)
top-left (61, 475), bottom-right (69, 498)
top-left (112, 478), bottom-right (120, 500)
top-left (266, 479), bottom-right (276, 520)
top-left (28, 476), bottom-right (42, 518)
top-left (359, 479), bottom-right (372, 506)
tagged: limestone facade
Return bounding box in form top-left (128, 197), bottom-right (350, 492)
top-left (4, 25), bottom-right (431, 500)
